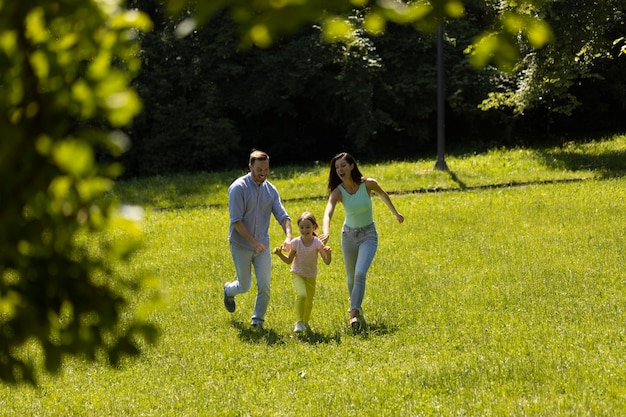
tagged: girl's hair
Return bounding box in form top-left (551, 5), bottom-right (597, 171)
top-left (297, 211), bottom-right (319, 235)
top-left (297, 211), bottom-right (318, 227)
top-left (327, 152), bottom-right (364, 193)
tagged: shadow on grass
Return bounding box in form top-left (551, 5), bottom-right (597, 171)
top-left (231, 320), bottom-right (286, 346)
top-left (231, 319), bottom-right (398, 345)
top-left (357, 320), bottom-right (399, 339)
top-left (293, 329), bottom-right (343, 345)
top-left (448, 170), bottom-right (467, 190)
top-left (538, 148), bottom-right (626, 178)
top-left (292, 320), bottom-right (399, 343)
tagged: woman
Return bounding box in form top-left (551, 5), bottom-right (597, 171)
top-left (319, 152), bottom-right (404, 332)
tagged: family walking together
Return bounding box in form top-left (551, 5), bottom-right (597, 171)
top-left (223, 149), bottom-right (404, 333)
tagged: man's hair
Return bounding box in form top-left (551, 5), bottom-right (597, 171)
top-left (249, 149), bottom-right (269, 165)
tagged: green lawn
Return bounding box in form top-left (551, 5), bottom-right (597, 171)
top-left (2, 135), bottom-right (626, 416)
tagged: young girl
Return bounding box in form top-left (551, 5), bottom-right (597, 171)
top-left (273, 211), bottom-right (332, 333)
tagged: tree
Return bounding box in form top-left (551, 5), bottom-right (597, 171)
top-left (478, 0), bottom-right (626, 121)
top-left (124, 7), bottom-right (392, 174)
top-left (0, 1), bottom-right (159, 384)
top-left (123, 4), bottom-right (242, 176)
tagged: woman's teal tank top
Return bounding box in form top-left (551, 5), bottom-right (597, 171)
top-left (339, 182), bottom-right (373, 228)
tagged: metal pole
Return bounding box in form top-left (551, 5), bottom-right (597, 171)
top-left (434, 19), bottom-right (449, 171)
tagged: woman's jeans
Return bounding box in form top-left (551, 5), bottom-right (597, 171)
top-left (226, 242), bottom-right (272, 325)
top-left (341, 223), bottom-right (378, 314)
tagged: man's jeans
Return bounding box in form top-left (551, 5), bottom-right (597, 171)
top-left (226, 242), bottom-right (272, 325)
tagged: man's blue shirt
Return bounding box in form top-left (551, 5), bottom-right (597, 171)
top-left (228, 173), bottom-right (290, 250)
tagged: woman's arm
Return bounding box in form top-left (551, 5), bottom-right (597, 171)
top-left (320, 188), bottom-right (341, 244)
top-left (366, 178), bottom-right (405, 224)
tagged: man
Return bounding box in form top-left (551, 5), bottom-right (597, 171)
top-left (224, 150), bottom-right (292, 330)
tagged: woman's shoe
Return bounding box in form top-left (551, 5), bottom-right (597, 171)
top-left (349, 316), bottom-right (361, 333)
top-left (348, 308), bottom-right (365, 333)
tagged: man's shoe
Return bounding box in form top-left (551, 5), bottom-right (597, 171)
top-left (223, 284), bottom-right (235, 313)
top-left (251, 323), bottom-right (264, 331)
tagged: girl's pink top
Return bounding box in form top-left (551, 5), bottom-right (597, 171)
top-left (290, 236), bottom-right (325, 278)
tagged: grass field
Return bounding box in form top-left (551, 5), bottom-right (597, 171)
top-left (2, 135), bottom-right (626, 416)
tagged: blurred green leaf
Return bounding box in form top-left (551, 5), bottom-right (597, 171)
top-left (363, 12), bottom-right (386, 35)
top-left (111, 9), bottom-right (153, 32)
top-left (0, 30), bottom-right (18, 56)
top-left (71, 79), bottom-right (96, 118)
top-left (445, 0), bottom-right (465, 18)
top-left (322, 17), bottom-right (354, 42)
top-left (29, 50), bottom-right (49, 80)
top-left (25, 7), bottom-right (48, 43)
top-left (249, 24), bottom-right (273, 48)
top-left (526, 18), bottom-right (553, 48)
top-left (53, 140), bottom-right (94, 177)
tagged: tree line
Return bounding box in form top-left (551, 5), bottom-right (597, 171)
top-left (121, 0), bottom-right (626, 177)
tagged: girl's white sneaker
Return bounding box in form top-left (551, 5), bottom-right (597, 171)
top-left (293, 322), bottom-right (305, 333)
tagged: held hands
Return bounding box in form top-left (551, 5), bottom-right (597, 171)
top-left (273, 244), bottom-right (291, 255)
top-left (319, 233), bottom-right (330, 245)
top-left (269, 238), bottom-right (291, 255)
top-left (273, 244), bottom-right (293, 265)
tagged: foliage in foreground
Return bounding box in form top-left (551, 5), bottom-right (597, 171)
top-left (0, 1), bottom-right (159, 384)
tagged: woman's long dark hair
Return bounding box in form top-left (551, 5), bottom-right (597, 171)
top-left (327, 152), bottom-right (364, 193)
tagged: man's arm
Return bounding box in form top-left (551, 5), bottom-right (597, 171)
top-left (281, 219), bottom-right (292, 250)
top-left (232, 221), bottom-right (266, 251)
